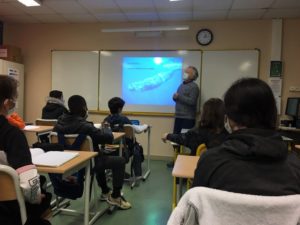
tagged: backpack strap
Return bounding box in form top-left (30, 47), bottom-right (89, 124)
top-left (57, 133), bottom-right (87, 150)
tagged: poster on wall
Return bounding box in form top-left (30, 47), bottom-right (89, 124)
top-left (8, 68), bottom-right (19, 80)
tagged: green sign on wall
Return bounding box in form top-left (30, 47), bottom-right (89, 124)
top-left (270, 61), bottom-right (282, 77)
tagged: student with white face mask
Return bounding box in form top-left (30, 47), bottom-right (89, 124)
top-left (0, 75), bottom-right (52, 225)
top-left (193, 78), bottom-right (300, 196)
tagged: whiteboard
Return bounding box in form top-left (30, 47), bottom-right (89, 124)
top-left (201, 50), bottom-right (259, 105)
top-left (52, 51), bottom-right (99, 110)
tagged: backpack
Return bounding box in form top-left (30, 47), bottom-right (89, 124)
top-left (131, 142), bottom-right (144, 177)
top-left (48, 133), bottom-right (87, 199)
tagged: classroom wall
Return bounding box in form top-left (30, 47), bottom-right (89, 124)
top-left (3, 19), bottom-right (299, 158)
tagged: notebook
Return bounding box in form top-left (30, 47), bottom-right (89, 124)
top-left (31, 150), bottom-right (79, 167)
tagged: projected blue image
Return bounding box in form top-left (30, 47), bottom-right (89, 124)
top-left (122, 57), bottom-right (183, 106)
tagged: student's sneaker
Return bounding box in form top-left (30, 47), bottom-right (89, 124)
top-left (107, 194), bottom-right (132, 210)
top-left (100, 190), bottom-right (112, 201)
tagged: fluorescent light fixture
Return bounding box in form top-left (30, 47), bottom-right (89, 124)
top-left (17, 0), bottom-right (41, 7)
top-left (101, 25), bottom-right (189, 33)
top-left (169, 0), bottom-right (184, 1)
top-left (135, 31), bottom-right (162, 38)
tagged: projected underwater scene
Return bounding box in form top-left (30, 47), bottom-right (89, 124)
top-left (122, 57), bottom-right (183, 106)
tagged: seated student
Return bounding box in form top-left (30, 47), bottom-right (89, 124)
top-left (103, 97), bottom-right (132, 130)
top-left (103, 97), bottom-right (145, 177)
top-left (193, 78), bottom-right (300, 195)
top-left (162, 98), bottom-right (228, 156)
top-left (42, 90), bottom-right (67, 119)
top-left (53, 95), bottom-right (131, 209)
top-left (0, 75), bottom-right (51, 225)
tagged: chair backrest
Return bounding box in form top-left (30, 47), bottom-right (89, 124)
top-left (35, 118), bottom-right (58, 126)
top-left (124, 124), bottom-right (135, 141)
top-left (196, 144), bottom-right (206, 156)
top-left (0, 165), bottom-right (27, 224)
top-left (168, 187), bottom-right (300, 225)
top-left (49, 132), bottom-right (93, 151)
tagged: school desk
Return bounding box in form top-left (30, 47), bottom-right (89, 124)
top-left (172, 155), bottom-right (199, 209)
top-left (36, 151), bottom-right (98, 225)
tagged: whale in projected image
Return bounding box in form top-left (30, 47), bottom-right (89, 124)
top-left (128, 68), bottom-right (181, 92)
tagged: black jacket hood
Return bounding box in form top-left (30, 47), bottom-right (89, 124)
top-left (223, 128), bottom-right (287, 160)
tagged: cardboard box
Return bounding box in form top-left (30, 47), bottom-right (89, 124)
top-left (0, 45), bottom-right (22, 63)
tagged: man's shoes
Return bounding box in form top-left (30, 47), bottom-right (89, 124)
top-left (100, 190), bottom-right (112, 201)
top-left (166, 161), bottom-right (174, 168)
top-left (107, 194), bottom-right (131, 210)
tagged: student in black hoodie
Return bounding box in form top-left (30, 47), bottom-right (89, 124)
top-left (193, 78), bottom-right (300, 196)
top-left (42, 90), bottom-right (67, 119)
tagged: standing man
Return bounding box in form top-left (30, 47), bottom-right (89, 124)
top-left (173, 66), bottom-right (200, 134)
top-left (168, 66), bottom-right (199, 167)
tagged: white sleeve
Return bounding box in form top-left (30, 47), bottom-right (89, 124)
top-left (16, 165), bottom-right (41, 204)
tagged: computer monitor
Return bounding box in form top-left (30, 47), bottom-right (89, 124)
top-left (285, 97), bottom-right (300, 128)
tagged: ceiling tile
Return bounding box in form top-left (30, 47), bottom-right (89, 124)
top-left (44, 0), bottom-right (88, 14)
top-left (78, 0), bottom-right (120, 13)
top-left (272, 0), bottom-right (300, 9)
top-left (125, 12), bottom-right (159, 21)
top-left (193, 0), bottom-right (233, 10)
top-left (94, 13), bottom-right (127, 22)
top-left (0, 2), bottom-right (27, 15)
top-left (154, 0), bottom-right (193, 12)
top-left (193, 10), bottom-right (227, 20)
top-left (62, 13), bottom-right (98, 23)
top-left (159, 11), bottom-right (192, 21)
top-left (228, 9), bottom-right (266, 19)
top-left (32, 14), bottom-right (68, 23)
top-left (231, 0), bottom-right (274, 10)
top-left (115, 0), bottom-right (155, 9)
top-left (11, 2), bottom-right (56, 14)
top-left (263, 8), bottom-right (300, 18)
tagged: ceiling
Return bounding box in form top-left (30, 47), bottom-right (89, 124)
top-left (0, 0), bottom-right (300, 24)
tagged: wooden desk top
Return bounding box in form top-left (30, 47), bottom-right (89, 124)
top-left (36, 151), bottom-right (98, 174)
top-left (172, 155), bottom-right (200, 179)
top-left (113, 132), bottom-right (125, 141)
top-left (278, 126), bottom-right (300, 132)
top-left (23, 125), bottom-right (53, 133)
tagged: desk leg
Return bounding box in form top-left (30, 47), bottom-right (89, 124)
top-left (179, 178), bottom-right (183, 198)
top-left (172, 176), bottom-right (177, 209)
top-left (143, 127), bottom-right (151, 180)
top-left (119, 137), bottom-right (123, 157)
top-left (84, 161), bottom-right (91, 225)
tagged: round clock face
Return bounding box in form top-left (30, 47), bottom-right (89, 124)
top-left (196, 29), bottom-right (213, 46)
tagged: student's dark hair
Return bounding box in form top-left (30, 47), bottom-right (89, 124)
top-left (0, 75), bottom-right (18, 106)
top-left (224, 78), bottom-right (277, 129)
top-left (199, 98), bottom-right (225, 132)
top-left (108, 97), bottom-right (125, 114)
top-left (68, 95), bottom-right (87, 117)
top-left (189, 66), bottom-right (199, 80)
top-left (49, 90), bottom-right (63, 99)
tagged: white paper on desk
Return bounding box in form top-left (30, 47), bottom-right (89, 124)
top-left (30, 148), bottom-right (45, 158)
top-left (132, 124), bottom-right (148, 133)
top-left (24, 125), bottom-right (40, 130)
top-left (94, 123), bottom-right (101, 129)
top-left (32, 151), bottom-right (79, 167)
